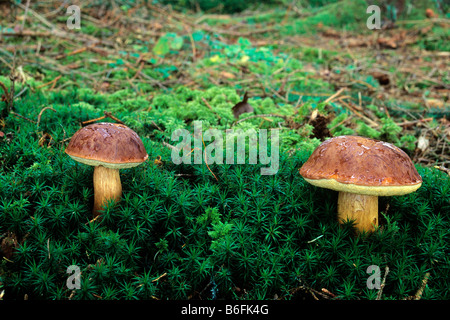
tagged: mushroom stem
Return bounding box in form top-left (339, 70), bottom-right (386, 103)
top-left (93, 165), bottom-right (122, 217)
top-left (337, 191), bottom-right (378, 233)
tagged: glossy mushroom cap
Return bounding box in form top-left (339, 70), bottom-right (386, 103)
top-left (299, 135), bottom-right (422, 196)
top-left (65, 122), bottom-right (148, 169)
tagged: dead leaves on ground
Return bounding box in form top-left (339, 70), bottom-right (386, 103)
top-left (316, 22), bottom-right (446, 50)
top-left (232, 92), bottom-right (254, 119)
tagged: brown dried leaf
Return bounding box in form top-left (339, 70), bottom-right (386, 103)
top-left (232, 92), bottom-right (254, 119)
top-left (426, 8), bottom-right (437, 18)
top-left (377, 37), bottom-right (398, 49)
top-left (1, 232), bottom-right (18, 260)
top-left (220, 71), bottom-right (236, 79)
top-left (370, 71), bottom-right (390, 85)
top-left (425, 99), bottom-right (445, 109)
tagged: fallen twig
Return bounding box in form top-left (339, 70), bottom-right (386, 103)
top-left (232, 113), bottom-right (287, 127)
top-left (338, 98), bottom-right (380, 128)
top-left (324, 88), bottom-right (345, 104)
top-left (201, 133), bottom-right (218, 181)
top-left (376, 266), bottom-right (389, 300)
top-left (10, 111), bottom-right (36, 124)
top-left (414, 272), bottom-right (430, 300)
top-left (82, 111), bottom-right (124, 125)
top-left (55, 47), bottom-right (88, 60)
top-left (14, 1), bottom-right (59, 31)
top-left (38, 132), bottom-right (54, 148)
top-left (201, 97), bottom-right (222, 121)
top-left (36, 75), bottom-right (61, 90)
top-left (434, 165), bottom-right (450, 177)
top-left (399, 117), bottom-right (434, 127)
top-left (152, 272), bottom-right (167, 283)
top-left (36, 106), bottom-right (57, 128)
top-left (0, 81), bottom-right (10, 106)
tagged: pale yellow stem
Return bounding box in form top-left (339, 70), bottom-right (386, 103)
top-left (93, 165), bottom-right (122, 218)
top-left (337, 191), bottom-right (378, 233)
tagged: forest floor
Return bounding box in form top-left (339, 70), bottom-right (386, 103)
top-left (1, 0), bottom-right (448, 169)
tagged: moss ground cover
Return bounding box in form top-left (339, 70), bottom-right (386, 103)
top-left (0, 0), bottom-right (449, 300)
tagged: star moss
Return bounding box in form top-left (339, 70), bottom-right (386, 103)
top-left (1, 82), bottom-right (449, 301)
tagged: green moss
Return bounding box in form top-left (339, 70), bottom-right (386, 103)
top-left (356, 122), bottom-right (381, 139)
top-left (281, 0), bottom-right (368, 34)
top-left (1, 107), bottom-right (449, 299)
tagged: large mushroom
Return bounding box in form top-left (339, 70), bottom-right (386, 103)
top-left (299, 135), bottom-right (422, 233)
top-left (65, 122), bottom-right (148, 218)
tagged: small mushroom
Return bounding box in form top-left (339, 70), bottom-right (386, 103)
top-left (299, 135), bottom-right (422, 233)
top-left (65, 122), bottom-right (148, 218)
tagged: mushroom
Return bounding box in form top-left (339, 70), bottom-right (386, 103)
top-left (299, 135), bottom-right (422, 233)
top-left (65, 122), bottom-right (148, 218)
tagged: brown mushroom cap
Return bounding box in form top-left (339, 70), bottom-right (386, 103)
top-left (299, 135), bottom-right (422, 196)
top-left (65, 122), bottom-right (148, 169)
